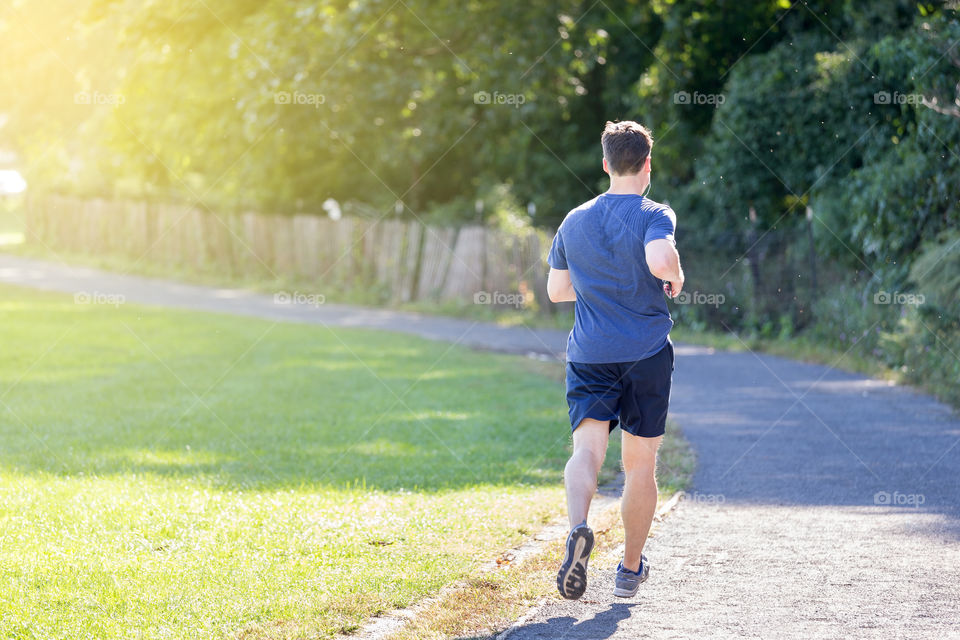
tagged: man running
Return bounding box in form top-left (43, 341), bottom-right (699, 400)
top-left (547, 120), bottom-right (684, 600)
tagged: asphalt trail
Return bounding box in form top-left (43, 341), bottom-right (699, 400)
top-left (505, 347), bottom-right (960, 640)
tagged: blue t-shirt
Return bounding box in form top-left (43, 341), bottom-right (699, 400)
top-left (547, 193), bottom-right (676, 364)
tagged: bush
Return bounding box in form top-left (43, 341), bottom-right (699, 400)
top-left (902, 231), bottom-right (960, 404)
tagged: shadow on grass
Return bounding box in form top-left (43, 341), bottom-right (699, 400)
top-left (0, 372), bottom-right (642, 493)
top-left (0, 304), bottom-right (572, 491)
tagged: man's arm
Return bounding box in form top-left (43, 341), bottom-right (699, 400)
top-left (547, 268), bottom-right (577, 302)
top-left (645, 239), bottom-right (684, 298)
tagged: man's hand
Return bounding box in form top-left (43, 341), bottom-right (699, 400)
top-left (663, 279), bottom-right (684, 298)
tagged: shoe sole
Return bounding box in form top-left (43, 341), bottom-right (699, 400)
top-left (613, 584), bottom-right (640, 598)
top-left (557, 526), bottom-right (594, 600)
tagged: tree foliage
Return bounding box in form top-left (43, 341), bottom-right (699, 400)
top-left (1, 1), bottom-right (956, 259)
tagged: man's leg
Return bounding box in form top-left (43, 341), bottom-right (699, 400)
top-left (564, 418), bottom-right (610, 529)
top-left (620, 432), bottom-right (662, 572)
top-left (557, 418), bottom-right (609, 599)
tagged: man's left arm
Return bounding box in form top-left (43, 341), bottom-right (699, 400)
top-left (644, 208), bottom-right (683, 297)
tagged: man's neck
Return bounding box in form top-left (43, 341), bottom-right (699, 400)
top-left (606, 176), bottom-right (649, 196)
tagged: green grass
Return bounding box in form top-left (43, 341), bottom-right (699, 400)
top-left (0, 283), bottom-right (594, 639)
top-left (0, 283), bottom-right (684, 640)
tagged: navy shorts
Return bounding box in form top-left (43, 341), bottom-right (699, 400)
top-left (565, 341), bottom-right (674, 438)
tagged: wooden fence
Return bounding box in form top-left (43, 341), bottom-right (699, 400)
top-left (25, 195), bottom-right (553, 309)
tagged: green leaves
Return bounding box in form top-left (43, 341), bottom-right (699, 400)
top-left (2, 0), bottom-right (955, 238)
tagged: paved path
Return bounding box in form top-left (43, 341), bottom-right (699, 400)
top-left (0, 254), bottom-right (567, 358)
top-left (507, 349), bottom-right (960, 639)
top-left (2, 252), bottom-right (959, 638)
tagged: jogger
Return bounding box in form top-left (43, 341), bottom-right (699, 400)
top-left (547, 120), bottom-right (684, 600)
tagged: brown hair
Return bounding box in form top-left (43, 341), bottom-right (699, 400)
top-left (601, 120), bottom-right (653, 176)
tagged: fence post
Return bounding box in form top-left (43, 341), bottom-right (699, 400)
top-left (805, 206), bottom-right (818, 306)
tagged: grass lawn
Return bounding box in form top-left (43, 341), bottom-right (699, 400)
top-left (0, 283), bottom-right (689, 639)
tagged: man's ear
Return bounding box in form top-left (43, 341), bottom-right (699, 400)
top-left (602, 156), bottom-right (610, 175)
top-left (643, 155), bottom-right (652, 174)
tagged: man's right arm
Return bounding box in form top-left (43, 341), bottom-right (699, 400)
top-left (547, 268), bottom-right (577, 302)
top-left (645, 239), bottom-right (684, 298)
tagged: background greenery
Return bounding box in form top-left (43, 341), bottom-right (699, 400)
top-left (1, 0), bottom-right (958, 405)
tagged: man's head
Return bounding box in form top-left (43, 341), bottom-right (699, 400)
top-left (601, 120), bottom-right (653, 177)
